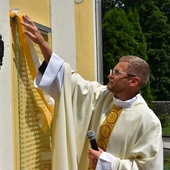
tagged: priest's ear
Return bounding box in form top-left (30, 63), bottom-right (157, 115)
top-left (129, 76), bottom-right (140, 87)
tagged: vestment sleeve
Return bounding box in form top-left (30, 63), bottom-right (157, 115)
top-left (34, 52), bottom-right (64, 100)
top-left (96, 152), bottom-right (114, 170)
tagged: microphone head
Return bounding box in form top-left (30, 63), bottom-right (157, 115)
top-left (87, 130), bottom-right (95, 140)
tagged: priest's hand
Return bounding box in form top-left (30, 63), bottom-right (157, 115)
top-left (21, 15), bottom-right (52, 63)
top-left (21, 15), bottom-right (44, 45)
top-left (88, 147), bottom-right (104, 165)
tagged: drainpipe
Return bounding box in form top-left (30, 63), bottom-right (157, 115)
top-left (95, 0), bottom-right (103, 84)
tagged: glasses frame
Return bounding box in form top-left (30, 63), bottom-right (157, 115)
top-left (110, 69), bottom-right (136, 77)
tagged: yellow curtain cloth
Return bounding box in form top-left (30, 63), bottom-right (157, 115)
top-left (10, 12), bottom-right (54, 132)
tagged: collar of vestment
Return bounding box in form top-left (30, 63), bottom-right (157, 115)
top-left (113, 93), bottom-right (140, 109)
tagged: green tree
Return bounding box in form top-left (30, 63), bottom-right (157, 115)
top-left (136, 1), bottom-right (170, 100)
top-left (103, 8), bottom-right (135, 83)
top-left (102, 0), bottom-right (115, 18)
top-left (127, 8), bottom-right (153, 104)
top-left (102, 7), bottom-right (152, 104)
top-left (102, 0), bottom-right (170, 101)
top-left (156, 0), bottom-right (170, 25)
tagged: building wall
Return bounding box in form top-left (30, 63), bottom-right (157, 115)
top-left (9, 0), bottom-right (50, 27)
top-left (0, 0), bottom-right (14, 170)
top-left (10, 0), bottom-right (97, 80)
top-left (51, 0), bottom-right (97, 81)
top-left (0, 0), bottom-right (98, 169)
top-left (51, 0), bottom-right (77, 71)
top-left (75, 0), bottom-right (96, 80)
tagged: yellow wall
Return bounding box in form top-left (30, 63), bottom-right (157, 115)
top-left (10, 0), bottom-right (95, 81)
top-left (9, 0), bottom-right (50, 27)
top-left (9, 1), bottom-right (96, 168)
top-left (75, 0), bottom-right (95, 81)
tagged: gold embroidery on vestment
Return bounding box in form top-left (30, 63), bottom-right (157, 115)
top-left (88, 104), bottom-right (122, 170)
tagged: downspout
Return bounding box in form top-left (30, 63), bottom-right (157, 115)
top-left (95, 0), bottom-right (103, 84)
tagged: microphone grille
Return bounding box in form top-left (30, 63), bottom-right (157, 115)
top-left (87, 130), bottom-right (95, 140)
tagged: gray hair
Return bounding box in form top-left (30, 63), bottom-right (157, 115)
top-left (119, 55), bottom-right (150, 89)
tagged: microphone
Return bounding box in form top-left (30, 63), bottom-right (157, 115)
top-left (87, 130), bottom-right (99, 151)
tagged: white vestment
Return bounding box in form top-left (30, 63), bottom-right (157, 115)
top-left (35, 53), bottom-right (163, 170)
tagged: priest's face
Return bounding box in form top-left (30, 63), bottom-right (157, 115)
top-left (107, 61), bottom-right (134, 97)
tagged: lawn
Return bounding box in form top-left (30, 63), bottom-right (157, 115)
top-left (162, 126), bottom-right (170, 136)
top-left (164, 159), bottom-right (170, 170)
top-left (160, 116), bottom-right (170, 170)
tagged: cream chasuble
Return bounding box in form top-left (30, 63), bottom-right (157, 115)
top-left (36, 61), bottom-right (163, 170)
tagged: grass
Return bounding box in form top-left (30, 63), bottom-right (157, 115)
top-left (154, 114), bottom-right (170, 169)
top-left (162, 126), bottom-right (170, 136)
top-left (164, 159), bottom-right (170, 170)
top-left (157, 114), bottom-right (170, 136)
top-left (163, 126), bottom-right (170, 170)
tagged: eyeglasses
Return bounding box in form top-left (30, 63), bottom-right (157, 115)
top-left (110, 69), bottom-right (136, 77)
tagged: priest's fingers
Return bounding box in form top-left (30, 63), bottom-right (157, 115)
top-left (88, 148), bottom-right (103, 160)
top-left (21, 15), bottom-right (44, 45)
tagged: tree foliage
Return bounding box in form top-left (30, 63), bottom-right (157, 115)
top-left (102, 0), bottom-right (170, 101)
top-left (102, 7), bottom-right (152, 104)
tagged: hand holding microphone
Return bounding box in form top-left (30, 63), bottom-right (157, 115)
top-left (87, 130), bottom-right (104, 166)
